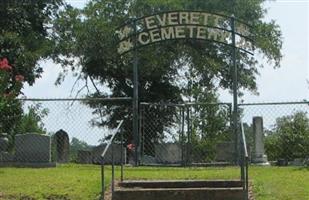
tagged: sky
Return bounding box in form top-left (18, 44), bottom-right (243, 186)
top-left (234, 0), bottom-right (309, 103)
top-left (23, 0), bottom-right (309, 103)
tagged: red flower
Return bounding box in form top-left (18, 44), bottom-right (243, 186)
top-left (15, 75), bottom-right (25, 82)
top-left (0, 58), bottom-right (12, 71)
top-left (127, 143), bottom-right (135, 151)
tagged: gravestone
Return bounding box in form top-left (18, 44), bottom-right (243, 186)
top-left (0, 136), bottom-right (9, 152)
top-left (0, 133), bottom-right (14, 163)
top-left (0, 152), bottom-right (14, 163)
top-left (289, 158), bottom-right (303, 166)
top-left (15, 133), bottom-right (52, 163)
top-left (54, 129), bottom-right (70, 163)
top-left (92, 144), bottom-right (126, 164)
top-left (77, 150), bottom-right (92, 164)
top-left (277, 159), bottom-right (288, 166)
top-left (141, 155), bottom-right (156, 165)
top-left (252, 117), bottom-right (269, 165)
top-left (215, 142), bottom-right (235, 162)
top-left (303, 158), bottom-right (309, 167)
top-left (155, 143), bottom-right (182, 164)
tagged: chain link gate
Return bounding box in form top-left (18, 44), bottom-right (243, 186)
top-left (139, 102), bottom-right (233, 166)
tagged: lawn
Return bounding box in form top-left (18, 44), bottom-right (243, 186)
top-left (0, 164), bottom-right (308, 200)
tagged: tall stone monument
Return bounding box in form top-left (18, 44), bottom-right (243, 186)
top-left (54, 129), bottom-right (70, 163)
top-left (252, 117), bottom-right (269, 165)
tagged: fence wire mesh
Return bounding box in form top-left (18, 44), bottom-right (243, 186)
top-left (1, 99), bottom-right (308, 167)
top-left (0, 98), bottom-right (132, 165)
top-left (239, 102), bottom-right (309, 164)
top-left (140, 103), bottom-right (234, 166)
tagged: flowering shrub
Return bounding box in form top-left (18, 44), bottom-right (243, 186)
top-left (0, 58), bottom-right (12, 71)
top-left (0, 57), bottom-right (24, 98)
top-left (0, 57), bottom-right (24, 140)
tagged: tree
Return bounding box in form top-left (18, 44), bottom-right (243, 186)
top-left (265, 112), bottom-right (309, 161)
top-left (0, 58), bottom-right (23, 137)
top-left (16, 103), bottom-right (49, 135)
top-left (70, 137), bottom-right (92, 162)
top-left (51, 0), bottom-right (282, 148)
top-left (0, 0), bottom-right (64, 89)
top-left (0, 1), bottom-right (64, 143)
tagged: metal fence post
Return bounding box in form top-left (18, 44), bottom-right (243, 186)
top-left (101, 159), bottom-right (105, 200)
top-left (111, 143), bottom-right (115, 194)
top-left (121, 129), bottom-right (124, 182)
top-left (181, 106), bottom-right (185, 167)
top-left (133, 20), bottom-right (139, 167)
top-left (186, 105), bottom-right (191, 166)
top-left (231, 15), bottom-right (239, 165)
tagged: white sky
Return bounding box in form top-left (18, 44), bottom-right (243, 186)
top-left (23, 0), bottom-right (309, 103)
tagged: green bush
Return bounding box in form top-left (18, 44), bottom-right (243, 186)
top-left (265, 111), bottom-right (309, 161)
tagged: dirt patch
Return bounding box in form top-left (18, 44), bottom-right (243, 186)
top-left (249, 182), bottom-right (255, 200)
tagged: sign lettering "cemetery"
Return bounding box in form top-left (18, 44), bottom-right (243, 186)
top-left (116, 11), bottom-right (253, 55)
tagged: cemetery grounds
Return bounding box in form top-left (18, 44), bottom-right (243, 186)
top-left (0, 164), bottom-right (309, 200)
top-left (1, 100), bottom-right (309, 199)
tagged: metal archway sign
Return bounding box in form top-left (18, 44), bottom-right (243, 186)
top-left (116, 10), bottom-right (254, 55)
top-left (114, 10), bottom-right (255, 166)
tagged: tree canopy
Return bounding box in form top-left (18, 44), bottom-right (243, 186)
top-left (0, 1), bottom-right (64, 142)
top-left (0, 0), bottom-right (64, 88)
top-left (53, 0), bottom-right (282, 101)
top-left (51, 0), bottom-right (282, 130)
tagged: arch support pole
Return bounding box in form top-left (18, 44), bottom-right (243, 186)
top-left (231, 16), bottom-right (239, 164)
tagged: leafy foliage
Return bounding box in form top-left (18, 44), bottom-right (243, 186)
top-left (52, 0), bottom-right (282, 108)
top-left (0, 0), bottom-right (64, 88)
top-left (265, 112), bottom-right (309, 161)
top-left (16, 103), bottom-right (49, 135)
top-left (70, 137), bottom-right (92, 162)
top-left (0, 57), bottom-right (24, 146)
top-left (190, 104), bottom-right (232, 161)
top-left (0, 1), bottom-right (64, 142)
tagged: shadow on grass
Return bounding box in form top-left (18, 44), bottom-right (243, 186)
top-left (293, 166), bottom-right (309, 171)
top-left (0, 194), bottom-right (70, 200)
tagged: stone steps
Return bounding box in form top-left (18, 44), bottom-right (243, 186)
top-left (112, 180), bottom-right (245, 200)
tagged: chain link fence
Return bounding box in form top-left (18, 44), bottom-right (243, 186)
top-left (1, 99), bottom-right (308, 167)
top-left (140, 102), bottom-right (234, 166)
top-left (239, 101), bottom-right (309, 165)
top-left (0, 98), bottom-right (132, 166)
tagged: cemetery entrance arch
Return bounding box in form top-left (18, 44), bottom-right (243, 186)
top-left (115, 10), bottom-right (254, 165)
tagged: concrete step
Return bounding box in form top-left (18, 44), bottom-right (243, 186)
top-left (112, 180), bottom-right (244, 200)
top-left (119, 180), bottom-right (242, 188)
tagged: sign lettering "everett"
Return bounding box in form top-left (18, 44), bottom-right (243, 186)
top-left (117, 11), bottom-right (252, 54)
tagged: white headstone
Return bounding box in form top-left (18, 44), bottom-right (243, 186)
top-left (252, 117), bottom-right (269, 165)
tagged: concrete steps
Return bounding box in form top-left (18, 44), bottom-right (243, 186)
top-left (112, 180), bottom-right (244, 200)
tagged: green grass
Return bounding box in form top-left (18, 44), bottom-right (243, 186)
top-left (0, 164), bottom-right (308, 200)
